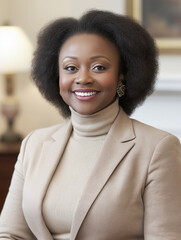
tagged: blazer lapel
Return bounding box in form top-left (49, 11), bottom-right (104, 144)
top-left (25, 121), bottom-right (72, 240)
top-left (70, 110), bottom-right (135, 240)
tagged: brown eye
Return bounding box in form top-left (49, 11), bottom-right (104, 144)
top-left (92, 65), bottom-right (106, 71)
top-left (64, 66), bottom-right (77, 72)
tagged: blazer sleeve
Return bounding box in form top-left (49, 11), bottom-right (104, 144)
top-left (0, 133), bottom-right (36, 240)
top-left (144, 134), bottom-right (181, 239)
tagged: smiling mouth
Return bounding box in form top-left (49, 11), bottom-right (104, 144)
top-left (74, 91), bottom-right (97, 97)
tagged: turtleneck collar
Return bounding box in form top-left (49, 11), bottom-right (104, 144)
top-left (69, 98), bottom-right (119, 138)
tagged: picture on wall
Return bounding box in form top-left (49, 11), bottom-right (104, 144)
top-left (127, 0), bottom-right (181, 53)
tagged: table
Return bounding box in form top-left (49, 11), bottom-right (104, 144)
top-left (0, 142), bottom-right (21, 212)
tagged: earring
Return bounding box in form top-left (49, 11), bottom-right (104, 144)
top-left (117, 82), bottom-right (125, 97)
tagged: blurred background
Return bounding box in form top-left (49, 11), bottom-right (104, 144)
top-left (0, 0), bottom-right (181, 140)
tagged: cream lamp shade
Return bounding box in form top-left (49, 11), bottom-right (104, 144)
top-left (0, 26), bottom-right (33, 74)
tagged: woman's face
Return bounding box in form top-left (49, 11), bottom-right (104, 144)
top-left (59, 33), bottom-right (122, 115)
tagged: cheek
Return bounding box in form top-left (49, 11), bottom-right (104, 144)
top-left (59, 82), bottom-right (68, 99)
top-left (59, 79), bottom-right (63, 94)
top-left (59, 75), bottom-right (68, 92)
top-left (102, 74), bottom-right (118, 90)
top-left (59, 69), bottom-right (66, 87)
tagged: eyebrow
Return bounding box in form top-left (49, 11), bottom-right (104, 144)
top-left (90, 56), bottom-right (111, 61)
top-left (62, 56), bottom-right (77, 61)
top-left (62, 56), bottom-right (111, 61)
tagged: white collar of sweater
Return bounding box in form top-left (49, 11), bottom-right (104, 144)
top-left (69, 98), bottom-right (119, 138)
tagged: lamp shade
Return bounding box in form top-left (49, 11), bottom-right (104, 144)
top-left (0, 26), bottom-right (33, 74)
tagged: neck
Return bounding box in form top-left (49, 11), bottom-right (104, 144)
top-left (69, 99), bottom-right (120, 138)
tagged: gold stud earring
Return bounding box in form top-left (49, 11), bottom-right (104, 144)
top-left (117, 82), bottom-right (125, 97)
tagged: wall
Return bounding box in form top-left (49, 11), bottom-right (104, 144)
top-left (0, 0), bottom-right (9, 24)
top-left (0, 0), bottom-right (10, 133)
top-left (0, 0), bottom-right (180, 139)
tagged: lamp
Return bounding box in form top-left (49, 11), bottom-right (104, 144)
top-left (0, 25), bottom-right (33, 142)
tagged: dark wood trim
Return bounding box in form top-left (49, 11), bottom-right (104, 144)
top-left (0, 142), bottom-right (21, 212)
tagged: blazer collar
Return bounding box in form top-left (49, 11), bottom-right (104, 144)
top-left (52, 119), bottom-right (72, 141)
top-left (70, 108), bottom-right (136, 239)
top-left (52, 108), bottom-right (135, 143)
top-left (25, 120), bottom-right (73, 240)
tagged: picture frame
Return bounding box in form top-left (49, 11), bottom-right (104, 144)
top-left (127, 0), bottom-right (181, 54)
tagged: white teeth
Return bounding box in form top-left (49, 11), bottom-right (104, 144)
top-left (75, 92), bottom-right (97, 97)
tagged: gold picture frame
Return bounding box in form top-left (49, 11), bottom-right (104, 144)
top-left (127, 0), bottom-right (181, 54)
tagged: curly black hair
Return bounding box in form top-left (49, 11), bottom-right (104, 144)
top-left (31, 9), bottom-right (158, 118)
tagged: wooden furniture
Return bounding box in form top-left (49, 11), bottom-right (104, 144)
top-left (0, 142), bottom-right (21, 212)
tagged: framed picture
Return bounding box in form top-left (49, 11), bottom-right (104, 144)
top-left (127, 0), bottom-right (181, 54)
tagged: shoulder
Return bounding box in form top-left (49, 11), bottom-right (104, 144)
top-left (129, 118), bottom-right (181, 177)
top-left (132, 118), bottom-right (169, 137)
top-left (17, 120), bottom-right (72, 169)
top-left (131, 118), bottom-right (180, 149)
top-left (20, 120), bottom-right (71, 151)
top-left (29, 121), bottom-right (69, 139)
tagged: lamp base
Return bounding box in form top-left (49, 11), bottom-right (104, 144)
top-left (0, 129), bottom-right (22, 143)
top-left (0, 74), bottom-right (23, 143)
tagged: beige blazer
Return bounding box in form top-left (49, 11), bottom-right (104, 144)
top-left (0, 109), bottom-right (181, 240)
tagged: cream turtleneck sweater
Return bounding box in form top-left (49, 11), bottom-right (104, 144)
top-left (43, 99), bottom-right (119, 240)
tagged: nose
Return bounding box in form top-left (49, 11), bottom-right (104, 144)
top-left (75, 69), bottom-right (93, 84)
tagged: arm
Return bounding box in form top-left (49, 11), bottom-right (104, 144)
top-left (144, 135), bottom-right (181, 239)
top-left (0, 134), bottom-right (36, 240)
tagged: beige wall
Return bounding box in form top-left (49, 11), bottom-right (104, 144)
top-left (0, 0), bottom-right (9, 133)
top-left (0, 0), bottom-right (180, 138)
top-left (0, 0), bottom-right (9, 24)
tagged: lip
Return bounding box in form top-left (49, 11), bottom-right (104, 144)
top-left (72, 89), bottom-right (100, 93)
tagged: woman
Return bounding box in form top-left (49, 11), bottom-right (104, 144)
top-left (0, 10), bottom-right (181, 240)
